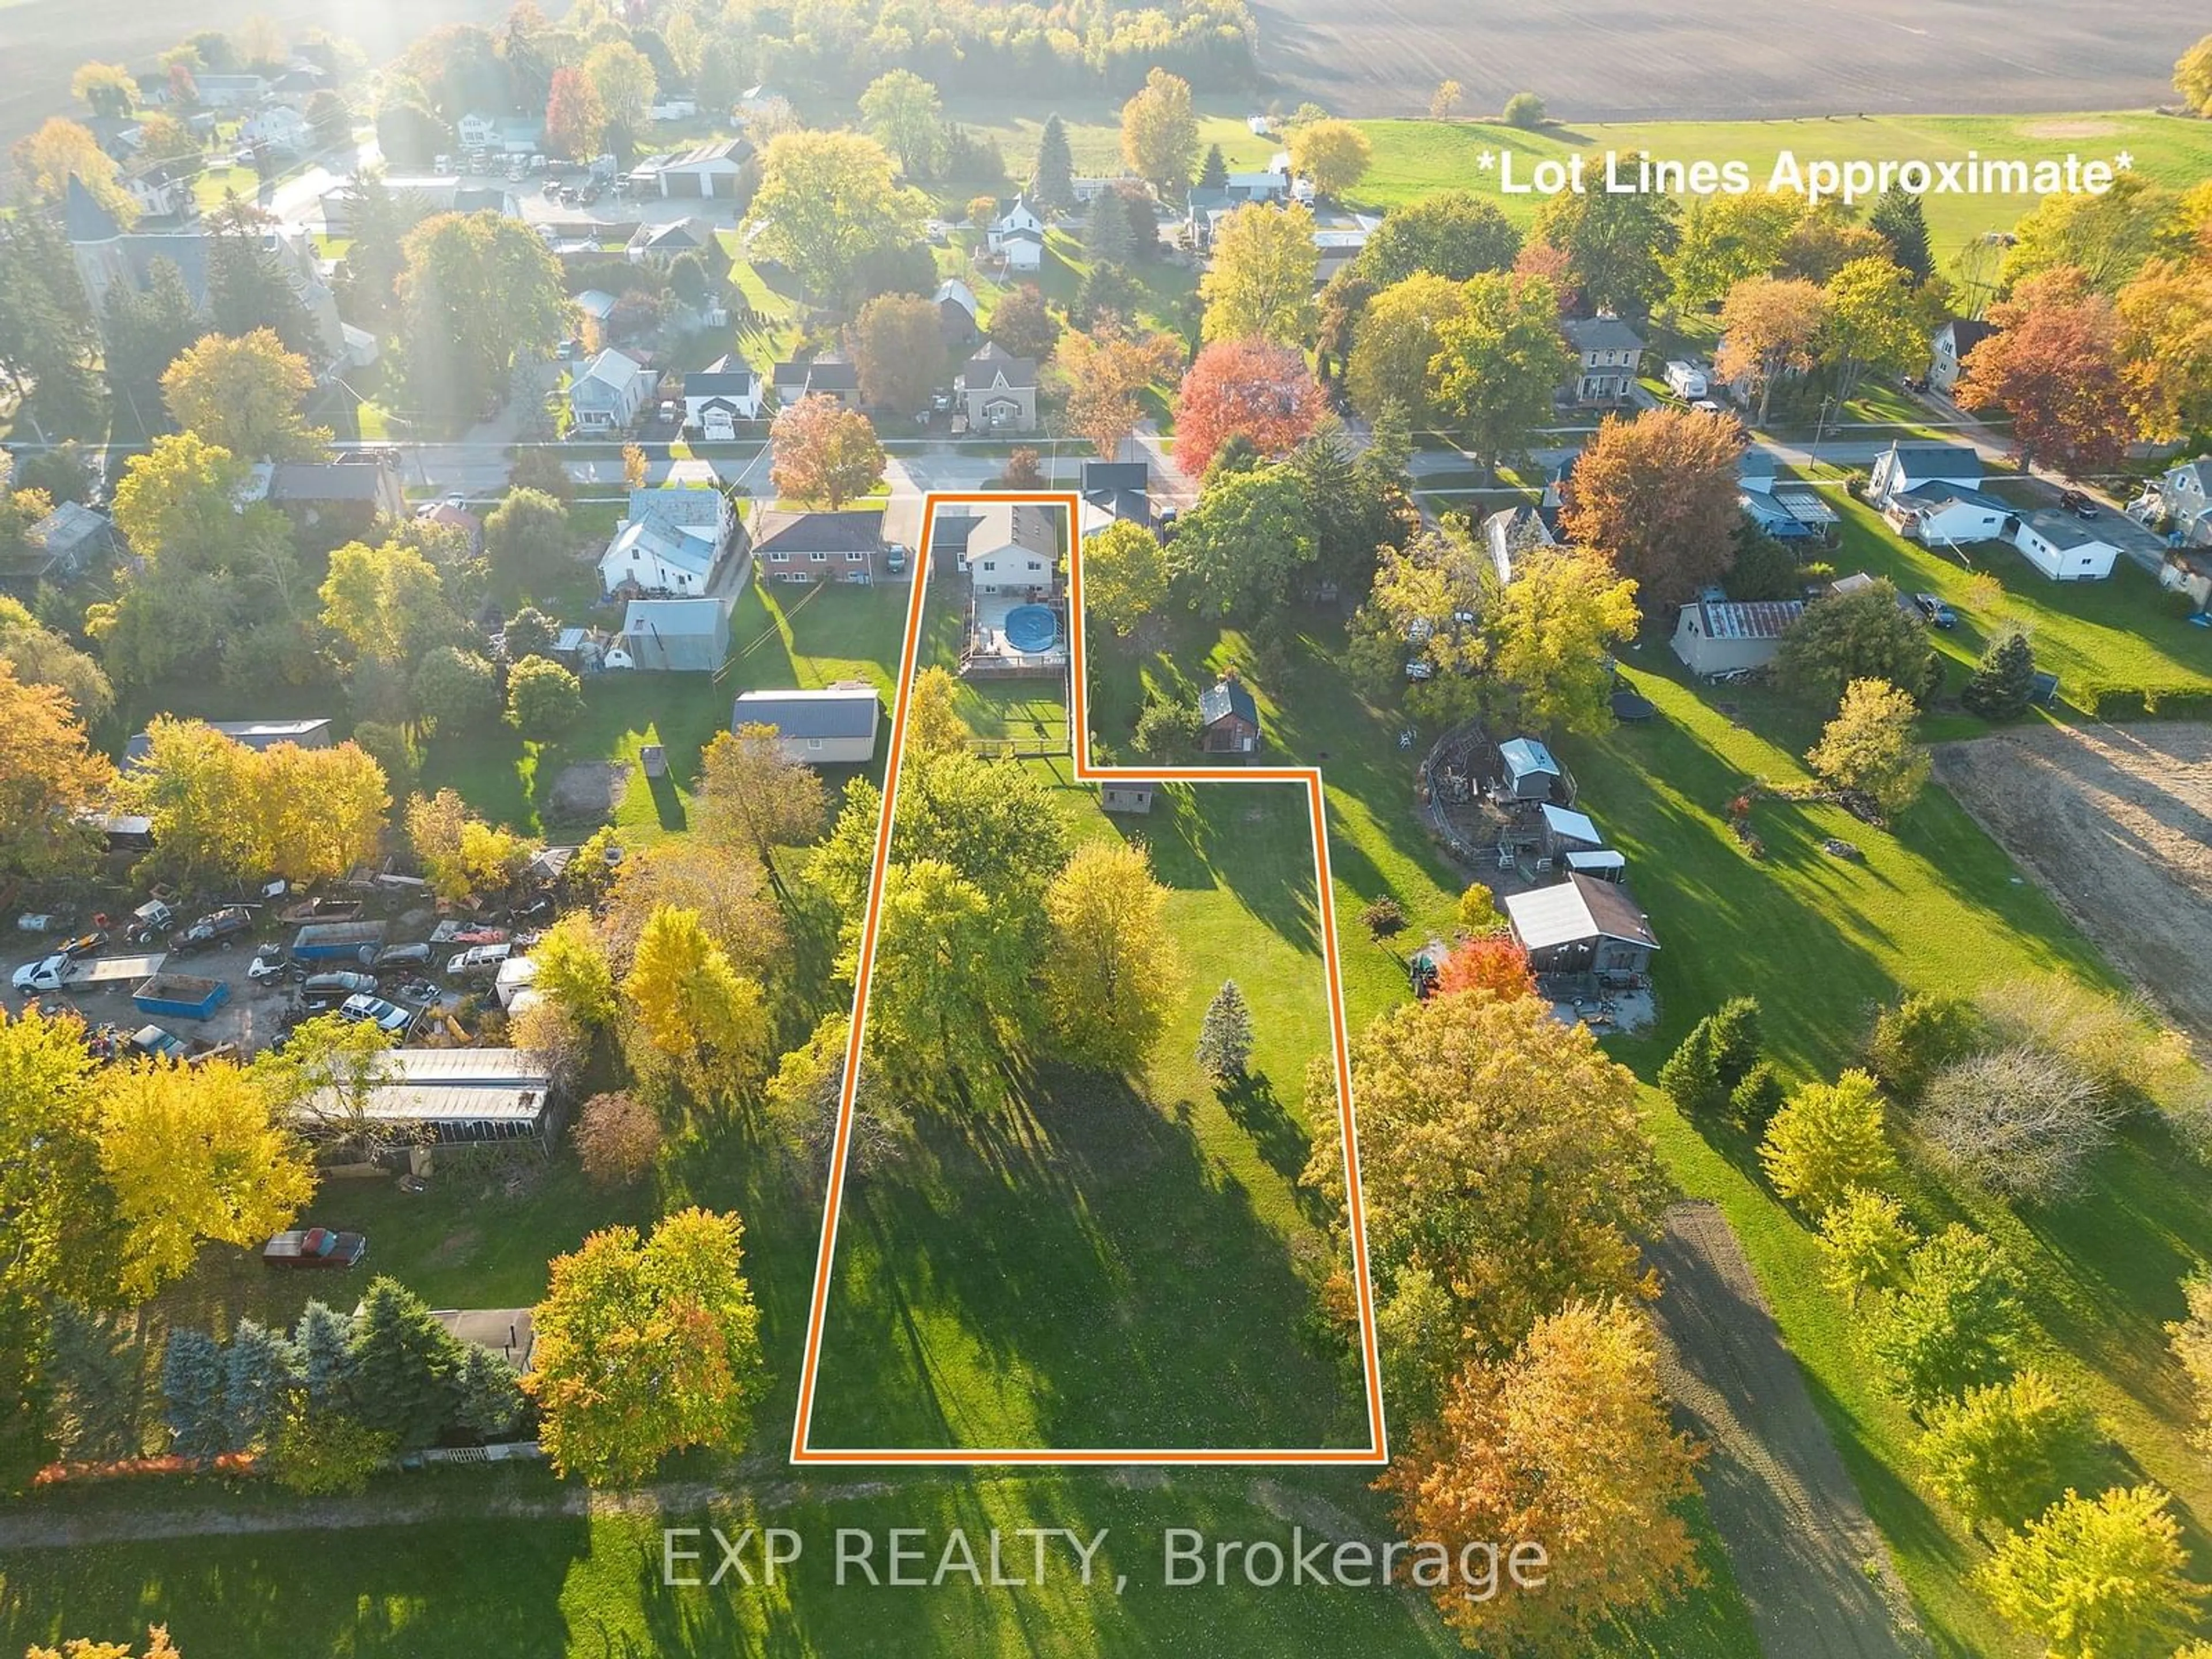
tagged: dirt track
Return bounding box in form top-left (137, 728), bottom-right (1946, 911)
top-left (1933, 723), bottom-right (2212, 1044)
top-left (1648, 1202), bottom-right (1923, 1659)
top-left (1255, 0), bottom-right (2202, 120)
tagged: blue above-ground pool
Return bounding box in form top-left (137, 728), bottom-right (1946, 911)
top-left (1003, 604), bottom-right (1060, 654)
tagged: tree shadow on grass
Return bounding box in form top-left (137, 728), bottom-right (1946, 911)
top-left (0, 1510), bottom-right (588, 1659)
top-left (645, 767), bottom-right (687, 832)
top-left (1218, 1071), bottom-right (1314, 1190)
top-left (808, 1059), bottom-right (1361, 1451)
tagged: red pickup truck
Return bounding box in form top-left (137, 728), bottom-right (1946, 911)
top-left (262, 1228), bottom-right (368, 1268)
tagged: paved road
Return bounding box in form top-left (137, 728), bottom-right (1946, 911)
top-left (1647, 1202), bottom-right (1925, 1659)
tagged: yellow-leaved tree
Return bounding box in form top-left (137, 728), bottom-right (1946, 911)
top-left (1379, 1298), bottom-right (1703, 1650)
top-left (903, 665), bottom-right (967, 758)
top-left (1760, 1069), bottom-right (1898, 1215)
top-left (1287, 118), bottom-right (1372, 198)
top-left (28, 1628), bottom-right (181, 1659)
top-left (161, 328), bottom-right (329, 461)
top-left (1041, 841), bottom-right (1184, 1071)
top-left (1118, 67), bottom-right (1196, 189)
top-left (403, 787), bottom-right (536, 902)
top-left (1302, 990), bottom-right (1665, 1360)
top-left (623, 904), bottom-right (770, 1090)
top-left (526, 1207), bottom-right (766, 1484)
top-left (1805, 676), bottom-right (1929, 815)
top-left (120, 720), bottom-right (388, 888)
top-left (1199, 202), bottom-right (1320, 344)
top-left (0, 658), bottom-right (112, 881)
top-left (97, 1059), bottom-right (316, 1298)
top-left (1080, 518), bottom-right (1171, 640)
top-left (1483, 545), bottom-right (1640, 738)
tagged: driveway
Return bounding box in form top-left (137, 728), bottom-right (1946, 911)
top-left (1647, 1202), bottom-right (1926, 1659)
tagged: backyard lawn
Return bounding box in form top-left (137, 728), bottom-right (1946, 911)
top-left (416, 581), bottom-right (908, 838)
top-left (1816, 491), bottom-right (2212, 721)
top-left (809, 567), bottom-right (1364, 1450)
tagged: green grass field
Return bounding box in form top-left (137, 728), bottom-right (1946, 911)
top-left (1076, 582), bottom-right (2212, 1656)
top-left (809, 771), bottom-right (1366, 1450)
top-left (808, 562), bottom-right (1362, 1449)
top-left (0, 1461), bottom-right (1766, 1658)
top-left (1814, 491), bottom-right (2212, 720)
top-left (947, 100), bottom-right (2212, 285)
top-left (1562, 654), bottom-right (2212, 1656)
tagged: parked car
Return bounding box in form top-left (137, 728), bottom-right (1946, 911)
top-left (2058, 488), bottom-right (2100, 519)
top-left (1912, 593), bottom-right (1959, 629)
top-left (171, 905), bottom-right (253, 954)
top-left (391, 976), bottom-right (444, 1006)
top-left (301, 970), bottom-right (378, 1006)
top-left (446, 942), bottom-right (513, 979)
top-left (371, 942), bottom-right (433, 973)
top-left (263, 1228), bottom-right (367, 1269)
top-left (339, 993), bottom-right (414, 1032)
top-left (128, 1024), bottom-right (190, 1061)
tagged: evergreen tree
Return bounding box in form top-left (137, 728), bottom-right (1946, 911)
top-left (1869, 186), bottom-right (1934, 285)
top-left (453, 1343), bottom-right (526, 1440)
top-left (1118, 186), bottom-right (1161, 260)
top-left (0, 211), bottom-right (104, 438)
top-left (1363, 396), bottom-right (1414, 483)
top-left (223, 1317), bottom-right (298, 1452)
top-left (1031, 114), bottom-right (1074, 210)
top-left (1196, 980), bottom-right (1255, 1080)
top-left (104, 256), bottom-right (207, 430)
top-left (44, 1302), bottom-right (139, 1461)
top-left (1707, 997), bottom-right (1763, 1089)
top-left (1075, 263), bottom-right (1139, 329)
top-left (346, 1277), bottom-right (466, 1449)
top-left (207, 217), bottom-right (319, 357)
top-left (1086, 185), bottom-right (1134, 267)
top-left (161, 1327), bottom-right (230, 1461)
top-left (293, 1300), bottom-right (356, 1409)
top-left (1729, 1061), bottom-right (1786, 1135)
top-left (1961, 626), bottom-right (2036, 721)
top-left (1658, 1021), bottom-right (1726, 1116)
top-left (1197, 142), bottom-right (1228, 192)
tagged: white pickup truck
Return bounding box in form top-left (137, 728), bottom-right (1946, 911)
top-left (12, 951), bottom-right (168, 995)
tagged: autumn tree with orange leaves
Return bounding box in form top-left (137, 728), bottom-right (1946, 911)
top-left (1560, 407), bottom-right (1745, 615)
top-left (1435, 934), bottom-right (1538, 1003)
top-left (1713, 275), bottom-right (1827, 426)
top-left (1380, 1299), bottom-right (1703, 1651)
top-left (1171, 338), bottom-right (1325, 479)
top-left (1053, 324), bottom-right (1183, 458)
top-left (1957, 267), bottom-right (2135, 477)
top-left (769, 395), bottom-right (884, 509)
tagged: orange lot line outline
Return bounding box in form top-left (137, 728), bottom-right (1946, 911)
top-left (788, 491), bottom-right (1387, 1466)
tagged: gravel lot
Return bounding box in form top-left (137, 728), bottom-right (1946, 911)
top-left (1255, 0), bottom-right (2206, 120)
top-left (1933, 722), bottom-right (2212, 1044)
top-left (4, 931), bottom-right (297, 1055)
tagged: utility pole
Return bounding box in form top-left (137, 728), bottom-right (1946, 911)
top-left (1806, 395), bottom-right (1836, 473)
